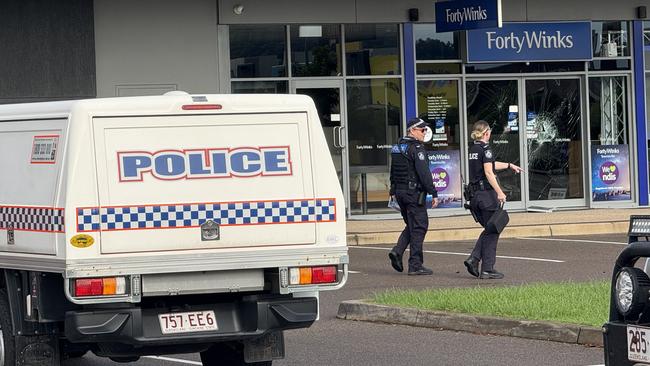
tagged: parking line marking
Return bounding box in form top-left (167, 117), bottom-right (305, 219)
top-left (144, 356), bottom-right (202, 365)
top-left (517, 237), bottom-right (627, 245)
top-left (352, 246), bottom-right (564, 263)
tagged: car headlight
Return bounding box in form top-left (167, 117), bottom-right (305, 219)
top-left (615, 267), bottom-right (650, 318)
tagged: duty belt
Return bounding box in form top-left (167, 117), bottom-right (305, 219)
top-left (393, 181), bottom-right (420, 191)
top-left (470, 180), bottom-right (493, 191)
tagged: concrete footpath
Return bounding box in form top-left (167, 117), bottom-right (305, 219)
top-left (339, 208), bottom-right (650, 347)
top-left (347, 207), bottom-right (650, 245)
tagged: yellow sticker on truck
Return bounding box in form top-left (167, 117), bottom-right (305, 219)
top-left (70, 234), bottom-right (94, 248)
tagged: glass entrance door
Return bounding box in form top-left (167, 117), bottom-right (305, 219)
top-left (524, 78), bottom-right (584, 207)
top-left (466, 79), bottom-right (524, 208)
top-left (466, 77), bottom-right (586, 209)
top-left (292, 80), bottom-right (349, 213)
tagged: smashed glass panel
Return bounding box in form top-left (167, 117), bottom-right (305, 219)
top-left (525, 79), bottom-right (583, 201)
top-left (465, 79), bottom-right (522, 202)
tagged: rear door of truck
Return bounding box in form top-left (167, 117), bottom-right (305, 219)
top-left (89, 112), bottom-right (327, 254)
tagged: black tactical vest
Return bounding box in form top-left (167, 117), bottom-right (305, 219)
top-left (390, 139), bottom-right (418, 189)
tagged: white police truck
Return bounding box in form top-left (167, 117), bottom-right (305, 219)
top-left (0, 92), bottom-right (348, 365)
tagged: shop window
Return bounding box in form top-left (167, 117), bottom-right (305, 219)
top-left (466, 80), bottom-right (522, 203)
top-left (591, 21), bottom-right (629, 58)
top-left (526, 79), bottom-right (584, 202)
top-left (413, 24), bottom-right (460, 60)
top-left (588, 59), bottom-right (631, 71)
top-left (345, 24), bottom-right (400, 76)
top-left (417, 80), bottom-right (460, 150)
top-left (589, 76), bottom-right (632, 202)
top-left (346, 78), bottom-right (402, 214)
top-left (230, 25), bottom-right (287, 78)
top-left (231, 81), bottom-right (288, 94)
top-left (416, 79), bottom-right (462, 209)
top-left (290, 25), bottom-right (341, 77)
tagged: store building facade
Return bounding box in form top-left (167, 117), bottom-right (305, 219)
top-left (3, 0), bottom-right (650, 217)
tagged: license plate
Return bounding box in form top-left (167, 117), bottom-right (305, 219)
top-left (628, 325), bottom-right (650, 363)
top-left (158, 310), bottom-right (218, 334)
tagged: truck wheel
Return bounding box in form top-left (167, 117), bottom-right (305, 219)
top-left (0, 289), bottom-right (16, 365)
top-left (200, 342), bottom-right (272, 366)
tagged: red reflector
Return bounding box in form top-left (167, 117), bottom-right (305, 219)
top-left (75, 278), bottom-right (103, 296)
top-left (311, 266), bottom-right (337, 284)
top-left (181, 104), bottom-right (222, 110)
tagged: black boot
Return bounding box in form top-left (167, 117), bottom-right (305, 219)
top-left (388, 250), bottom-right (403, 272)
top-left (463, 256), bottom-right (480, 278)
top-left (480, 269), bottom-right (504, 279)
top-left (408, 266), bottom-right (433, 276)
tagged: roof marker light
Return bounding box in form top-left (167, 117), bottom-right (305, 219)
top-left (181, 104), bottom-right (222, 110)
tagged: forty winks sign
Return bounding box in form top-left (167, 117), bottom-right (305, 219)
top-left (435, 0), bottom-right (501, 33)
top-left (466, 22), bottom-right (592, 62)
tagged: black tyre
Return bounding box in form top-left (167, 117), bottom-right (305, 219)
top-left (0, 289), bottom-right (15, 365)
top-left (200, 342), bottom-right (272, 366)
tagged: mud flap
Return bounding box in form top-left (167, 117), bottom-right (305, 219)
top-left (243, 331), bottom-right (284, 363)
top-left (16, 335), bottom-right (59, 366)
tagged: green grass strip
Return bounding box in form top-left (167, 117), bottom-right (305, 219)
top-left (372, 281), bottom-right (610, 328)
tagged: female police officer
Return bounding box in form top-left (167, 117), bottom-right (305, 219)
top-left (463, 120), bottom-right (522, 279)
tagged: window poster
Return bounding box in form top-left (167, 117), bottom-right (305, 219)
top-left (427, 150), bottom-right (462, 208)
top-left (426, 94), bottom-right (451, 142)
top-left (591, 144), bottom-right (631, 201)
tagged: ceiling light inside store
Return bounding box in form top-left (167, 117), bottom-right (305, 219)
top-left (299, 25), bottom-right (322, 38)
top-left (233, 4), bottom-right (244, 15)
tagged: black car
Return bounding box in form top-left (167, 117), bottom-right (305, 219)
top-left (603, 216), bottom-right (650, 365)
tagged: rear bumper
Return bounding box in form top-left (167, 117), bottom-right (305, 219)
top-left (603, 322), bottom-right (650, 365)
top-left (64, 295), bottom-right (316, 347)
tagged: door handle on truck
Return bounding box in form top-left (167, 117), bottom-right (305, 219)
top-left (337, 126), bottom-right (345, 148)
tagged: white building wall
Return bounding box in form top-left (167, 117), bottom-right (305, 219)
top-left (94, 0), bottom-right (219, 97)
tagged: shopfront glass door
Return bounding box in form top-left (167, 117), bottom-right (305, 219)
top-left (524, 78), bottom-right (584, 206)
top-left (466, 79), bottom-right (523, 208)
top-left (466, 77), bottom-right (585, 209)
top-left (292, 80), bottom-right (349, 212)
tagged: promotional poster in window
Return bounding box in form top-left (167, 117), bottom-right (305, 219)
top-left (427, 150), bottom-right (462, 208)
top-left (591, 145), bottom-right (631, 201)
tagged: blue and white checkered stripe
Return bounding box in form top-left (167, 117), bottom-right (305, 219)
top-left (77, 199), bottom-right (336, 232)
top-left (0, 206), bottom-right (65, 233)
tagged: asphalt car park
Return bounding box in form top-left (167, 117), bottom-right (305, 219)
top-left (65, 234), bottom-right (627, 366)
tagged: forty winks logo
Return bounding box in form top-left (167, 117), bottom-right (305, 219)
top-left (118, 146), bottom-right (292, 182)
top-left (486, 31), bottom-right (574, 53)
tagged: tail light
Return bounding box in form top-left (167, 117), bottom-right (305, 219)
top-left (74, 277), bottom-right (127, 297)
top-left (289, 266), bottom-right (337, 285)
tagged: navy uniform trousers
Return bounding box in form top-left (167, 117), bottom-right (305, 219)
top-left (393, 190), bottom-right (428, 270)
top-left (470, 189), bottom-right (500, 272)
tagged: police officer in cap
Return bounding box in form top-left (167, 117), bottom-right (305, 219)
top-left (388, 118), bottom-right (438, 275)
top-left (463, 120), bottom-right (522, 279)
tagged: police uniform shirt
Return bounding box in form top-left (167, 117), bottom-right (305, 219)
top-left (390, 137), bottom-right (437, 196)
top-left (468, 141), bottom-right (495, 184)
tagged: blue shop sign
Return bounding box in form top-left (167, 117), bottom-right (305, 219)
top-left (466, 22), bottom-right (593, 62)
top-left (435, 0), bottom-right (501, 33)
